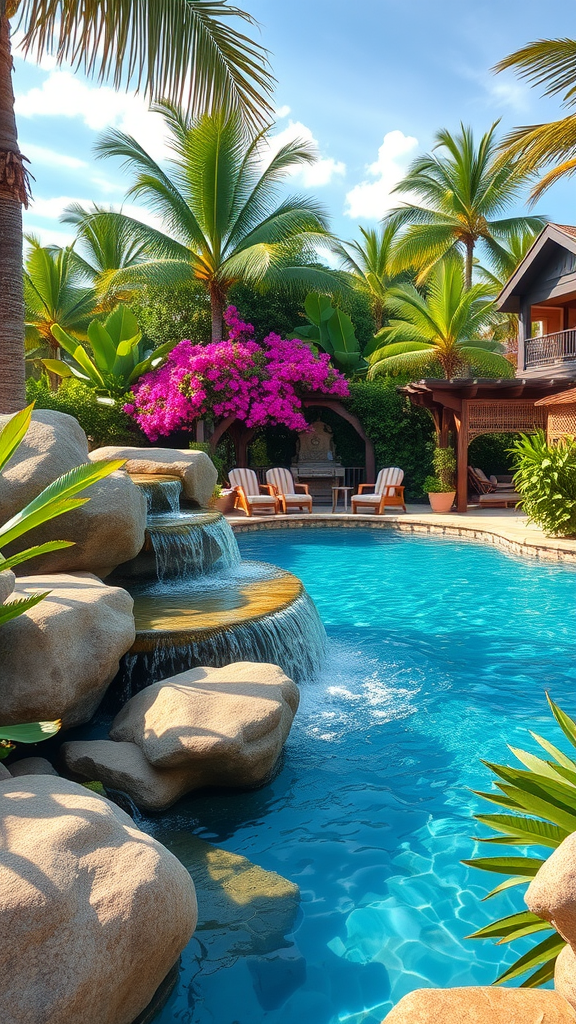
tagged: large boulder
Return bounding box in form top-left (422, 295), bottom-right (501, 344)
top-left (527, 831), bottom-right (576, 1014)
top-left (89, 445), bottom-right (217, 507)
top-left (381, 988), bottom-right (576, 1023)
top-left (0, 775), bottom-right (197, 1024)
top-left (0, 573), bottom-right (135, 727)
top-left (0, 569), bottom-right (15, 604)
top-left (0, 410), bottom-right (147, 577)
top-left (62, 661), bottom-right (299, 810)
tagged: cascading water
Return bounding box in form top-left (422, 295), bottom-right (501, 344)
top-left (110, 484), bottom-right (327, 705)
top-left (130, 473), bottom-right (183, 514)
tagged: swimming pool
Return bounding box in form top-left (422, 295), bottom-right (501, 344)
top-left (150, 528), bottom-right (576, 1024)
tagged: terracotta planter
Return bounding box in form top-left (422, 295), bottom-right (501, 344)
top-left (209, 488), bottom-right (237, 514)
top-left (428, 490), bottom-right (456, 513)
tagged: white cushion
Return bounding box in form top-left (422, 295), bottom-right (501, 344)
top-left (352, 493), bottom-right (381, 503)
top-left (246, 494), bottom-right (276, 503)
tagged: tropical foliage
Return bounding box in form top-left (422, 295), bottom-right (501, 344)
top-left (24, 238), bottom-right (95, 360)
top-left (424, 446), bottom-right (456, 493)
top-left (73, 105), bottom-right (339, 340)
top-left (366, 260), bottom-right (514, 380)
top-left (125, 306), bottom-right (349, 440)
top-left (1, 0), bottom-right (276, 412)
top-left (464, 694), bottom-right (576, 987)
top-left (334, 222), bottom-right (408, 330)
top-left (510, 432), bottom-right (576, 537)
top-left (495, 39), bottom-right (576, 201)
top-left (290, 293), bottom-right (366, 374)
top-left (45, 304), bottom-right (175, 400)
top-left (26, 377), bottom-right (140, 448)
top-left (388, 123), bottom-right (545, 288)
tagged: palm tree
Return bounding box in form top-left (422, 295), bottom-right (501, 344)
top-left (62, 203), bottom-right (156, 312)
top-left (366, 259), bottom-right (514, 380)
top-left (24, 238), bottom-right (95, 362)
top-left (387, 123), bottom-right (545, 290)
top-left (333, 222), bottom-right (409, 331)
top-left (83, 104), bottom-right (339, 340)
top-left (495, 39), bottom-right (576, 201)
top-left (0, 0), bottom-right (275, 413)
top-left (475, 226), bottom-right (542, 366)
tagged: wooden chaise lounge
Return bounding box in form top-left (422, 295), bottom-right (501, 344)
top-left (468, 467), bottom-right (521, 508)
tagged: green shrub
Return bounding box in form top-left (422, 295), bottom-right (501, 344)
top-left (26, 377), bottom-right (143, 449)
top-left (345, 377), bottom-right (435, 500)
top-left (188, 440), bottom-right (225, 482)
top-left (511, 431), bottom-right (576, 537)
top-left (469, 433), bottom-right (519, 476)
top-left (464, 694), bottom-right (576, 987)
top-left (129, 283), bottom-right (211, 348)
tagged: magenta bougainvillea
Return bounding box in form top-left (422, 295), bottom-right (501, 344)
top-left (124, 306), bottom-right (349, 440)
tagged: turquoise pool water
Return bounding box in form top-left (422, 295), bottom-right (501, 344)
top-left (151, 528), bottom-right (576, 1024)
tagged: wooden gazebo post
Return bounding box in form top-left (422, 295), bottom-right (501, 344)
top-left (454, 400), bottom-right (469, 514)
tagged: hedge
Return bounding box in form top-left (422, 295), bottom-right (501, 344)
top-left (26, 377), bottom-right (144, 449)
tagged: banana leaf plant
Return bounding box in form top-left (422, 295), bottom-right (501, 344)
top-left (290, 293), bottom-right (367, 375)
top-left (44, 304), bottom-right (176, 400)
top-left (0, 404), bottom-right (125, 755)
top-left (463, 694), bottom-right (576, 987)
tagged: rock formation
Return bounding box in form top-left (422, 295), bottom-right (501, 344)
top-left (527, 830), bottom-right (576, 1015)
top-left (0, 410), bottom-right (146, 577)
top-left (381, 987), bottom-right (576, 1023)
top-left (0, 775), bottom-right (197, 1024)
top-left (89, 445), bottom-right (217, 507)
top-left (62, 661), bottom-right (299, 810)
top-left (0, 573), bottom-right (135, 726)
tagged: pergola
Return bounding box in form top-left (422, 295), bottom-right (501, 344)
top-left (400, 378), bottom-right (572, 512)
top-left (206, 393), bottom-right (376, 482)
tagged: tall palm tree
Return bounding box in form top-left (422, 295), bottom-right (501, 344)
top-left (62, 203), bottom-right (156, 312)
top-left (84, 103), bottom-right (339, 340)
top-left (387, 123), bottom-right (545, 290)
top-left (495, 39), bottom-right (576, 201)
top-left (0, 0), bottom-right (275, 412)
top-left (366, 259), bottom-right (514, 380)
top-left (475, 226), bottom-right (542, 366)
top-left (24, 238), bottom-right (95, 359)
top-left (333, 222), bottom-right (408, 331)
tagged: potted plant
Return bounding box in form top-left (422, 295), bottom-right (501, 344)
top-left (209, 484), bottom-right (238, 514)
top-left (423, 446), bottom-right (456, 513)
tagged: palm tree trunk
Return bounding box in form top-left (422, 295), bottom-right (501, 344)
top-left (464, 238), bottom-right (474, 291)
top-left (209, 284), bottom-right (225, 341)
top-left (0, 7), bottom-right (27, 412)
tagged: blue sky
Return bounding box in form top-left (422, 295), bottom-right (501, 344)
top-left (12, 0), bottom-right (576, 248)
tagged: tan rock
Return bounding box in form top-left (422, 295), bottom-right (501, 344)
top-left (8, 757), bottom-right (59, 778)
top-left (0, 569), bottom-right (15, 604)
top-left (0, 775), bottom-right (197, 1024)
top-left (62, 662), bottom-right (299, 810)
top-left (90, 445), bottom-right (217, 507)
top-left (0, 573), bottom-right (135, 727)
top-left (61, 739), bottom-right (192, 812)
top-left (0, 763), bottom-right (11, 780)
top-left (556, 944), bottom-right (576, 1014)
top-left (527, 831), bottom-right (576, 945)
top-left (0, 410), bottom-right (146, 577)
top-left (381, 987), bottom-right (576, 1023)
top-left (111, 661), bottom-right (299, 776)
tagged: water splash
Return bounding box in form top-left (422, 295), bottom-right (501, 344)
top-left (116, 590), bottom-right (326, 707)
top-left (147, 512), bottom-right (241, 581)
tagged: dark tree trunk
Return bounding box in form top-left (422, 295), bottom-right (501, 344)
top-left (0, 8), bottom-right (27, 412)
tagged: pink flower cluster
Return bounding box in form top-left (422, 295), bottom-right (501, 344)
top-left (125, 306), bottom-right (349, 441)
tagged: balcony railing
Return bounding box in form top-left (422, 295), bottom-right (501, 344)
top-left (525, 328), bottom-right (576, 369)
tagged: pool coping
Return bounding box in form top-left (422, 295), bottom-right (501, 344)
top-left (228, 510), bottom-right (576, 563)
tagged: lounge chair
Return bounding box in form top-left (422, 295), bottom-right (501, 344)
top-left (468, 467), bottom-right (521, 508)
top-left (266, 467), bottom-right (313, 513)
top-left (351, 468), bottom-right (406, 514)
top-left (228, 468), bottom-right (279, 516)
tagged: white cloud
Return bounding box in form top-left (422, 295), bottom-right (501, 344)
top-left (23, 223), bottom-right (76, 248)
top-left (265, 120), bottom-right (346, 187)
top-left (486, 77), bottom-right (530, 113)
top-left (15, 71), bottom-right (170, 162)
top-left (344, 130), bottom-right (418, 219)
top-left (274, 105), bottom-right (291, 119)
top-left (20, 142), bottom-right (87, 169)
top-left (27, 194), bottom-right (92, 220)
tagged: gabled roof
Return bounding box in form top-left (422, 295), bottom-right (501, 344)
top-left (496, 223), bottom-right (576, 313)
top-left (535, 387), bottom-right (576, 406)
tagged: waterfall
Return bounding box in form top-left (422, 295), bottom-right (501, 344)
top-left (147, 513), bottom-right (241, 581)
top-left (131, 474), bottom-right (183, 515)
top-left (114, 589), bottom-right (327, 708)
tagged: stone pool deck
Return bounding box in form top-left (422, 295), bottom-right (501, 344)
top-left (227, 505), bottom-right (576, 563)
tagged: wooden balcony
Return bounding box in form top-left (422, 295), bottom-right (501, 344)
top-left (525, 328), bottom-right (576, 371)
